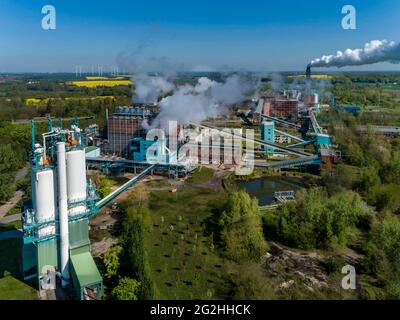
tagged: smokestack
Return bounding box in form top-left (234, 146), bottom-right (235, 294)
top-left (56, 142), bottom-right (69, 287)
top-left (306, 64), bottom-right (311, 79)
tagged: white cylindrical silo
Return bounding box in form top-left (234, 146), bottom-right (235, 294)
top-left (66, 149), bottom-right (87, 216)
top-left (56, 142), bottom-right (70, 287)
top-left (32, 168), bottom-right (56, 237)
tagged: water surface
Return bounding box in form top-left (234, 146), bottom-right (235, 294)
top-left (236, 177), bottom-right (303, 206)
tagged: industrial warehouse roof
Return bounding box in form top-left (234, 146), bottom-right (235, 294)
top-left (85, 146), bottom-right (99, 153)
top-left (70, 251), bottom-right (102, 287)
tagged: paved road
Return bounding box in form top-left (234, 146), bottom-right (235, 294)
top-left (0, 213), bottom-right (21, 225)
top-left (15, 165), bottom-right (28, 182)
top-left (0, 164), bottom-right (28, 219)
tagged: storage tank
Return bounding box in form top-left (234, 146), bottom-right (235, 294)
top-left (66, 150), bottom-right (87, 216)
top-left (32, 168), bottom-right (56, 237)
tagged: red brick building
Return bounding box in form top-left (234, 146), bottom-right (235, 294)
top-left (261, 93), bottom-right (299, 121)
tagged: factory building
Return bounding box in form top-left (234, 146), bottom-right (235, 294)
top-left (260, 121), bottom-right (275, 154)
top-left (320, 148), bottom-right (340, 165)
top-left (261, 91), bottom-right (299, 121)
top-left (22, 120), bottom-right (103, 300)
top-left (130, 137), bottom-right (167, 163)
top-left (105, 106), bottom-right (155, 157)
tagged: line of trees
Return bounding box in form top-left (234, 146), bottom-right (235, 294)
top-left (102, 203), bottom-right (154, 300)
top-left (0, 123), bottom-right (30, 203)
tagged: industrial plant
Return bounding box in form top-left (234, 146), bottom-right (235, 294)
top-left (22, 119), bottom-right (103, 300)
top-left (2, 0), bottom-right (400, 310)
top-left (9, 60), bottom-right (346, 301)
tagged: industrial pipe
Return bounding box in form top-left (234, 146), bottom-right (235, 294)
top-left (56, 142), bottom-right (70, 287)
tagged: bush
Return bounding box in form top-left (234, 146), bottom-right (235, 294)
top-left (111, 277), bottom-right (140, 300)
top-left (103, 246), bottom-right (122, 279)
top-left (93, 175), bottom-right (112, 198)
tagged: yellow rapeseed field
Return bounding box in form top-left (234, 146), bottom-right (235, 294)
top-left (68, 80), bottom-right (132, 87)
top-left (287, 74), bottom-right (335, 79)
top-left (25, 96), bottom-right (116, 106)
top-left (85, 76), bottom-right (127, 80)
top-left (25, 98), bottom-right (42, 105)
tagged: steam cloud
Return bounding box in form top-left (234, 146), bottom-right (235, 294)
top-left (310, 40), bottom-right (400, 68)
top-left (116, 46), bottom-right (257, 128)
top-left (149, 74), bottom-right (256, 129)
top-left (134, 75), bottom-right (175, 103)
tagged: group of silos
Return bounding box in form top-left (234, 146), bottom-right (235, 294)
top-left (31, 142), bottom-right (87, 288)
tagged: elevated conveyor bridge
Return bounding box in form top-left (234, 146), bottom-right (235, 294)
top-left (96, 164), bottom-right (155, 208)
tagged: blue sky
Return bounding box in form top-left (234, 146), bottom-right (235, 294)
top-left (0, 0), bottom-right (399, 72)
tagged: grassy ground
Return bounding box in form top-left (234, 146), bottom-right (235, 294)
top-left (186, 167), bottom-right (214, 184)
top-left (142, 186), bottom-right (352, 300)
top-left (145, 188), bottom-right (233, 299)
top-left (145, 179), bottom-right (173, 188)
top-left (0, 276), bottom-right (38, 300)
top-left (0, 238), bottom-right (38, 300)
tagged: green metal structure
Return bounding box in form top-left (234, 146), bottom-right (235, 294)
top-left (22, 118), bottom-right (103, 300)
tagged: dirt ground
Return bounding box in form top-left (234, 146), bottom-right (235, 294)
top-left (195, 166), bottom-right (235, 192)
top-left (91, 237), bottom-right (119, 257)
top-left (264, 242), bottom-right (362, 295)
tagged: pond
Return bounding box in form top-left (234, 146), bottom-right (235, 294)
top-left (236, 176), bottom-right (304, 206)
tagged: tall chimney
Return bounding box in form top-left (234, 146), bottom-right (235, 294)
top-left (306, 64), bottom-right (311, 79)
top-left (57, 142), bottom-right (70, 287)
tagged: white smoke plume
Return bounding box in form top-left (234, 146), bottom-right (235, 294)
top-left (116, 49), bottom-right (182, 104)
top-left (310, 40), bottom-right (400, 68)
top-left (150, 74), bottom-right (256, 129)
top-left (134, 75), bottom-right (175, 103)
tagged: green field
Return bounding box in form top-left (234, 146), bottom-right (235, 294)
top-left (145, 188), bottom-right (233, 299)
top-left (0, 238), bottom-right (38, 300)
top-left (0, 276), bottom-right (38, 300)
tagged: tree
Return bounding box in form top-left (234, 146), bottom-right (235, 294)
top-left (0, 173), bottom-right (16, 203)
top-left (219, 191), bottom-right (268, 263)
top-left (103, 245), bottom-right (122, 279)
top-left (381, 151), bottom-right (400, 184)
top-left (121, 205), bottom-right (155, 300)
top-left (358, 166), bottom-right (381, 204)
top-left (111, 277), bottom-right (140, 300)
top-left (366, 215), bottom-right (400, 299)
top-left (375, 184), bottom-right (400, 214)
top-left (322, 163), bottom-right (359, 194)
